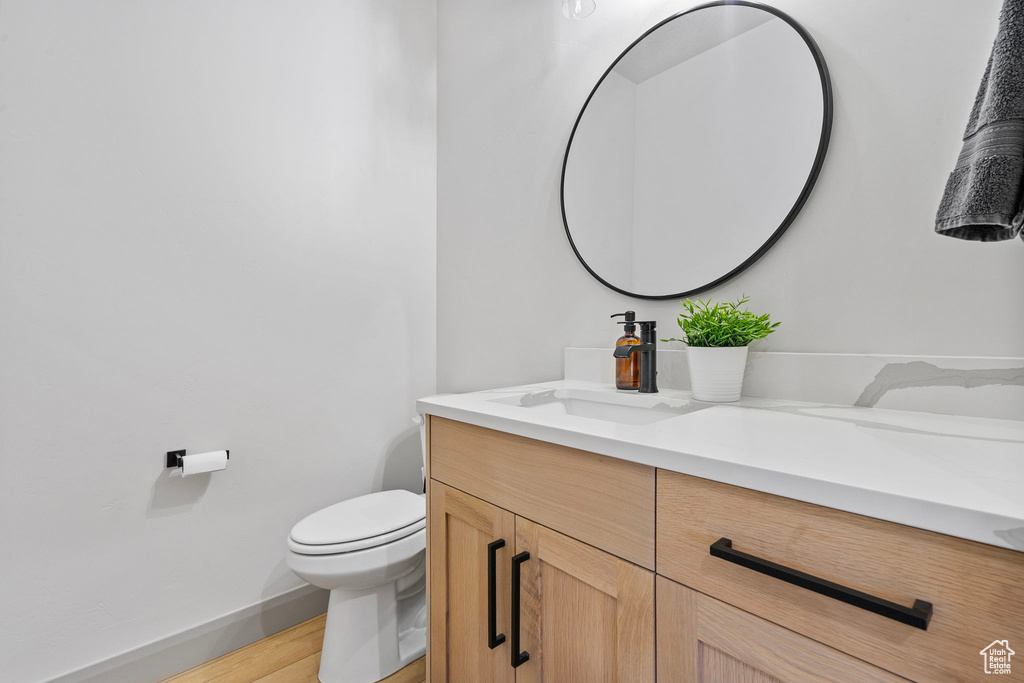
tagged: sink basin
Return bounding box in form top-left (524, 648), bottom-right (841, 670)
top-left (489, 388), bottom-right (707, 426)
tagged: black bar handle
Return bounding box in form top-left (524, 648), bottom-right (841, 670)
top-left (709, 538), bottom-right (932, 630)
top-left (511, 551), bottom-right (531, 668)
top-left (487, 540), bottom-right (506, 649)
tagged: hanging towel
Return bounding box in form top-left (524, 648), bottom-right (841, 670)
top-left (936, 0), bottom-right (1024, 242)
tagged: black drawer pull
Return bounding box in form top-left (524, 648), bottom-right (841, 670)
top-left (511, 551), bottom-right (531, 667)
top-left (709, 538), bottom-right (932, 630)
top-left (487, 539), bottom-right (506, 649)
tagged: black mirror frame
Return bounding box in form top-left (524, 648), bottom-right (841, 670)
top-left (560, 0), bottom-right (834, 300)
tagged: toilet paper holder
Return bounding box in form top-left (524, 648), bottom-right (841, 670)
top-left (166, 449), bottom-right (230, 468)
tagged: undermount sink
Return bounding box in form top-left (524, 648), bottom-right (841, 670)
top-left (489, 388), bottom-right (707, 426)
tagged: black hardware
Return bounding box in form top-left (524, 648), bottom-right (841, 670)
top-left (487, 539), bottom-right (506, 649)
top-left (560, 0), bottom-right (834, 300)
top-left (165, 449), bottom-right (230, 468)
top-left (611, 311), bottom-right (636, 334)
top-left (613, 320), bottom-right (658, 393)
top-left (511, 551), bottom-right (530, 668)
top-left (709, 538), bottom-right (933, 630)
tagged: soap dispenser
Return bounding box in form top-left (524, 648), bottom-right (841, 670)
top-left (611, 311), bottom-right (641, 390)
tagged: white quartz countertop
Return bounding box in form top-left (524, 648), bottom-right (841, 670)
top-left (417, 380), bottom-right (1024, 552)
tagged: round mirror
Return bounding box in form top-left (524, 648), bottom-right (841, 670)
top-left (561, 1), bottom-right (832, 299)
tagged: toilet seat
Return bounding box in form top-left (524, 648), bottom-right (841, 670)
top-left (288, 489), bottom-right (425, 556)
top-left (288, 517), bottom-right (425, 555)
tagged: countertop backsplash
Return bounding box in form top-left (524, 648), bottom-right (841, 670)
top-left (566, 348), bottom-right (1024, 421)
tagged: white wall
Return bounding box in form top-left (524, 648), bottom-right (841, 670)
top-left (437, 0), bottom-right (1023, 394)
top-left (0, 1), bottom-right (436, 681)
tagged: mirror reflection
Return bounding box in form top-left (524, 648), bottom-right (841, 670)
top-left (562, 3), bottom-right (831, 298)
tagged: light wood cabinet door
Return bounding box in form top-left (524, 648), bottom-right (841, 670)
top-left (514, 517), bottom-right (654, 683)
top-left (429, 482), bottom-right (516, 683)
top-left (657, 577), bottom-right (907, 683)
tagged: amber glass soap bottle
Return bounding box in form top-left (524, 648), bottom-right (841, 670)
top-left (611, 311), bottom-right (641, 390)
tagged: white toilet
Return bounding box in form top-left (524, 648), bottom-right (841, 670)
top-left (286, 488), bottom-right (427, 683)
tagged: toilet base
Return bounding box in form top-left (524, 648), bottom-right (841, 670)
top-left (318, 581), bottom-right (427, 683)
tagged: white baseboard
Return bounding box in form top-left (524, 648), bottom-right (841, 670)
top-left (45, 584), bottom-right (328, 683)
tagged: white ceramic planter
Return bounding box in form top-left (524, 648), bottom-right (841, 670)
top-left (687, 346), bottom-right (749, 402)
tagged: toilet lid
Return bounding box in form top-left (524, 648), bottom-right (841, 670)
top-left (287, 518), bottom-right (425, 555)
top-left (289, 489), bottom-right (425, 546)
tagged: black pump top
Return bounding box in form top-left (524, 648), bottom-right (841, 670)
top-left (611, 311), bottom-right (636, 334)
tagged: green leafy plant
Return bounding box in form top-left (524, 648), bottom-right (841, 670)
top-left (662, 297), bottom-right (780, 348)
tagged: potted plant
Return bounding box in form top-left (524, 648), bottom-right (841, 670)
top-left (662, 297), bottom-right (779, 402)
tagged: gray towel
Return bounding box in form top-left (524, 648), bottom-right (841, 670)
top-left (936, 0), bottom-right (1024, 242)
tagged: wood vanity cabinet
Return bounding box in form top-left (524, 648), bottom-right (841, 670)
top-left (427, 417), bottom-right (656, 683)
top-left (426, 416), bottom-right (1024, 683)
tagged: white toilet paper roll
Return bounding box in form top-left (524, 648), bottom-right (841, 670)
top-left (181, 450), bottom-right (228, 476)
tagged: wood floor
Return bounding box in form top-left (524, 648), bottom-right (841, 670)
top-left (161, 614), bottom-right (426, 683)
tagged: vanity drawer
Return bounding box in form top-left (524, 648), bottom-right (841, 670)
top-left (429, 417), bottom-right (655, 568)
top-left (657, 470), bottom-right (1024, 682)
